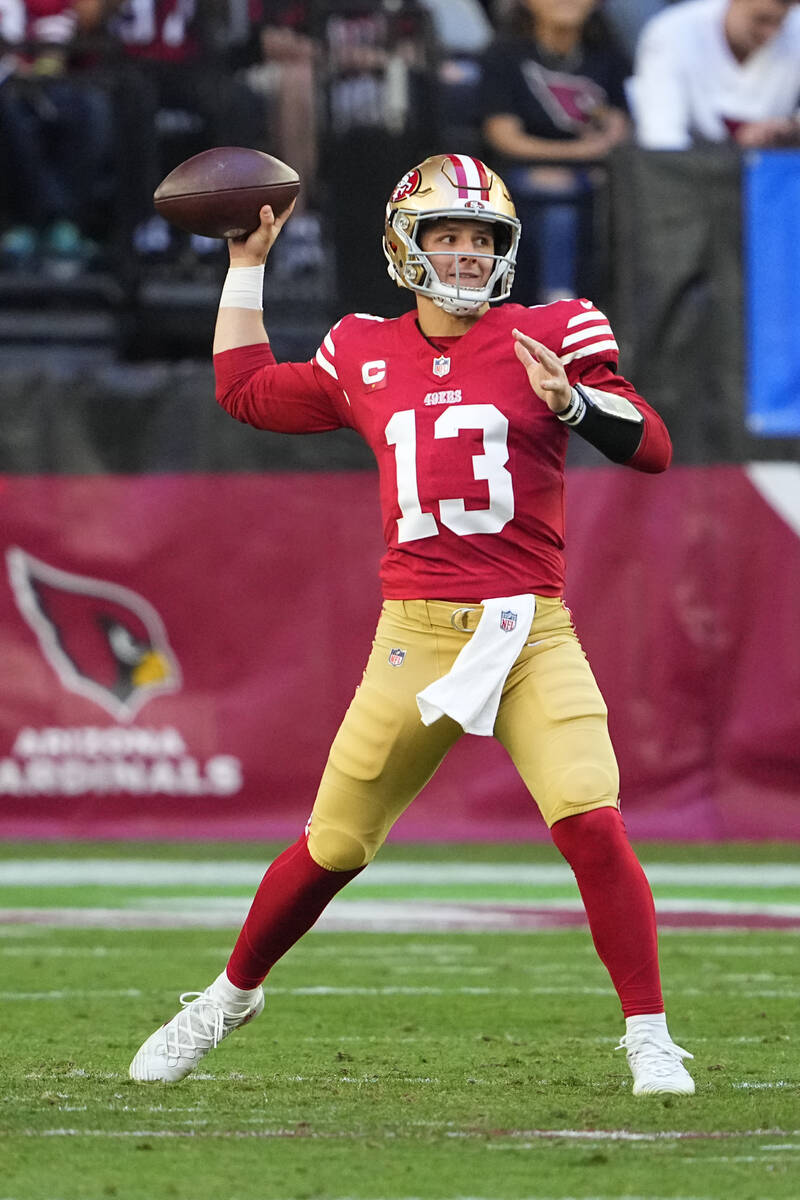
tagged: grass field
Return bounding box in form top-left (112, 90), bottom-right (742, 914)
top-left (2, 840), bottom-right (799, 1200)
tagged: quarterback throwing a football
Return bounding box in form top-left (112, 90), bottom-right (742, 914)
top-left (129, 153), bottom-right (695, 1097)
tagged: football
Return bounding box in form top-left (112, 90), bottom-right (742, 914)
top-left (153, 147), bottom-right (300, 239)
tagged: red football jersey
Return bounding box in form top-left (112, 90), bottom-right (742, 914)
top-left (112, 0), bottom-right (201, 62)
top-left (0, 0), bottom-right (76, 48)
top-left (214, 299), bottom-right (671, 601)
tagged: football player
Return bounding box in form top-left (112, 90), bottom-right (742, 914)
top-left (129, 153), bottom-right (694, 1097)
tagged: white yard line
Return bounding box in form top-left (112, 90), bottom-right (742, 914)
top-left (0, 985), bottom-right (602, 1000)
top-left (3, 983), bottom-right (800, 1001)
top-left (126, 894), bottom-right (800, 916)
top-left (1, 859), bottom-right (800, 887)
top-left (2, 895), bottom-right (800, 933)
top-left (0, 945), bottom-right (122, 956)
top-left (140, 895), bottom-right (800, 917)
top-left (0, 988), bottom-right (142, 1000)
top-left (13, 1126), bottom-right (796, 1144)
top-left (733, 1081), bottom-right (795, 1089)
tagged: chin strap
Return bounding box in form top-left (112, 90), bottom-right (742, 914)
top-left (433, 293), bottom-right (485, 316)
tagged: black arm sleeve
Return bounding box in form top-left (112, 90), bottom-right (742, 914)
top-left (558, 382), bottom-right (644, 463)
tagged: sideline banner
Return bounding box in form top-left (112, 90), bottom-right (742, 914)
top-left (1, 468), bottom-right (799, 841)
top-left (743, 150), bottom-right (800, 436)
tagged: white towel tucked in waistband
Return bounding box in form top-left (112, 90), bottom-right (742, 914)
top-left (416, 594), bottom-right (536, 736)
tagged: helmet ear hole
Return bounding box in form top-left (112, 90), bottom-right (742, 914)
top-left (494, 227), bottom-right (512, 258)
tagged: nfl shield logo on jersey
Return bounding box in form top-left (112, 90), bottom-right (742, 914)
top-left (500, 610), bottom-right (517, 633)
top-left (388, 647), bottom-right (406, 667)
top-left (432, 356), bottom-right (451, 377)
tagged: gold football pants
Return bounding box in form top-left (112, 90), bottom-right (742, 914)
top-left (307, 596), bottom-right (620, 871)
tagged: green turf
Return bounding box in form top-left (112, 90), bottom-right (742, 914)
top-left (2, 844), bottom-right (800, 1200)
top-left (3, 881), bottom-right (800, 911)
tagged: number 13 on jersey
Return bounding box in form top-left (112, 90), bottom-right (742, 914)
top-left (385, 404), bottom-right (514, 543)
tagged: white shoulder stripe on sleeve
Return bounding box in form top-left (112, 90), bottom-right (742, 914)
top-left (353, 312), bottom-right (385, 321)
top-left (323, 331), bottom-right (336, 357)
top-left (561, 323), bottom-right (614, 349)
top-left (560, 338), bottom-right (619, 365)
top-left (566, 309), bottom-right (607, 328)
top-left (315, 346), bottom-right (339, 380)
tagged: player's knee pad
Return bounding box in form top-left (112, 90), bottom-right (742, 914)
top-left (547, 741), bottom-right (619, 822)
top-left (307, 820), bottom-right (380, 872)
top-left (560, 760), bottom-right (618, 809)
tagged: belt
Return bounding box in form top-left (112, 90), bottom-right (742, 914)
top-left (390, 598), bottom-right (483, 633)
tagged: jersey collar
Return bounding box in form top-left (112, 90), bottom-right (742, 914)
top-left (406, 308), bottom-right (499, 377)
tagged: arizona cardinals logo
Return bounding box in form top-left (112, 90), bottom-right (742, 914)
top-left (6, 548), bottom-right (181, 721)
top-left (521, 61), bottom-right (607, 132)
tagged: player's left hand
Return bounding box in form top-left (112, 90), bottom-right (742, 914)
top-left (512, 329), bottom-right (572, 413)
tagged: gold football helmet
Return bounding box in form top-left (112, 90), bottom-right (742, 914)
top-left (383, 153), bottom-right (520, 315)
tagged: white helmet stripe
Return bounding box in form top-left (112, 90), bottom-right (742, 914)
top-left (448, 154), bottom-right (491, 199)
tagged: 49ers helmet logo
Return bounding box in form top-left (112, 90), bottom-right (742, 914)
top-left (6, 548), bottom-right (181, 722)
top-left (390, 168), bottom-right (421, 203)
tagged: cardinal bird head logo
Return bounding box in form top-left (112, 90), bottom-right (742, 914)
top-left (7, 548), bottom-right (181, 721)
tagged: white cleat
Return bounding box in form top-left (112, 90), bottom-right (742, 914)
top-left (129, 986), bottom-right (264, 1083)
top-left (618, 1030), bottom-right (695, 1096)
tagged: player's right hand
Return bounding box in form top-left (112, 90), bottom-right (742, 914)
top-left (228, 199), bottom-right (297, 267)
top-left (512, 329), bottom-right (572, 413)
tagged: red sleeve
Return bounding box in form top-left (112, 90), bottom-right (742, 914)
top-left (214, 343), bottom-right (354, 435)
top-left (523, 298), bottom-right (670, 471)
top-left (25, 0), bottom-right (72, 18)
top-left (578, 361), bottom-right (672, 473)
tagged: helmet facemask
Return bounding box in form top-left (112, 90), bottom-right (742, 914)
top-left (386, 209), bottom-right (520, 315)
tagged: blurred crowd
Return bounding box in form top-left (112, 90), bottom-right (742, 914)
top-left (1, 0), bottom-right (799, 301)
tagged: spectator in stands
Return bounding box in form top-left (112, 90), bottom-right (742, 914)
top-left (236, 0), bottom-right (323, 277)
top-left (107, 0), bottom-right (265, 258)
top-left (630, 0), bottom-right (800, 149)
top-left (480, 0), bottom-right (630, 304)
top-left (0, 0), bottom-right (114, 271)
top-left (421, 0), bottom-right (495, 155)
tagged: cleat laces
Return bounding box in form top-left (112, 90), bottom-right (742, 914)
top-left (616, 1033), bottom-right (694, 1073)
top-left (162, 991), bottom-right (229, 1062)
top-left (129, 985), bottom-right (264, 1082)
top-left (617, 1031), bottom-right (695, 1094)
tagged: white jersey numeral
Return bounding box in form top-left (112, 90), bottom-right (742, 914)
top-left (385, 409), bottom-right (439, 542)
top-left (385, 405), bottom-right (514, 544)
top-left (115, 0), bottom-right (195, 45)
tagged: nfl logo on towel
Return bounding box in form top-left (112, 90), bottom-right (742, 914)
top-left (500, 610), bottom-right (517, 633)
top-left (388, 647), bottom-right (406, 666)
top-left (432, 355), bottom-right (450, 377)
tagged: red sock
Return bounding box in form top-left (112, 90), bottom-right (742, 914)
top-left (226, 835), bottom-right (363, 989)
top-left (550, 807), bottom-right (664, 1017)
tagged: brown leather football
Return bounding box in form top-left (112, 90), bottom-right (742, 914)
top-left (153, 147), bottom-right (300, 239)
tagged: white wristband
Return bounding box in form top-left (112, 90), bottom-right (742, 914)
top-left (218, 264), bottom-right (265, 310)
top-left (556, 386), bottom-right (586, 426)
